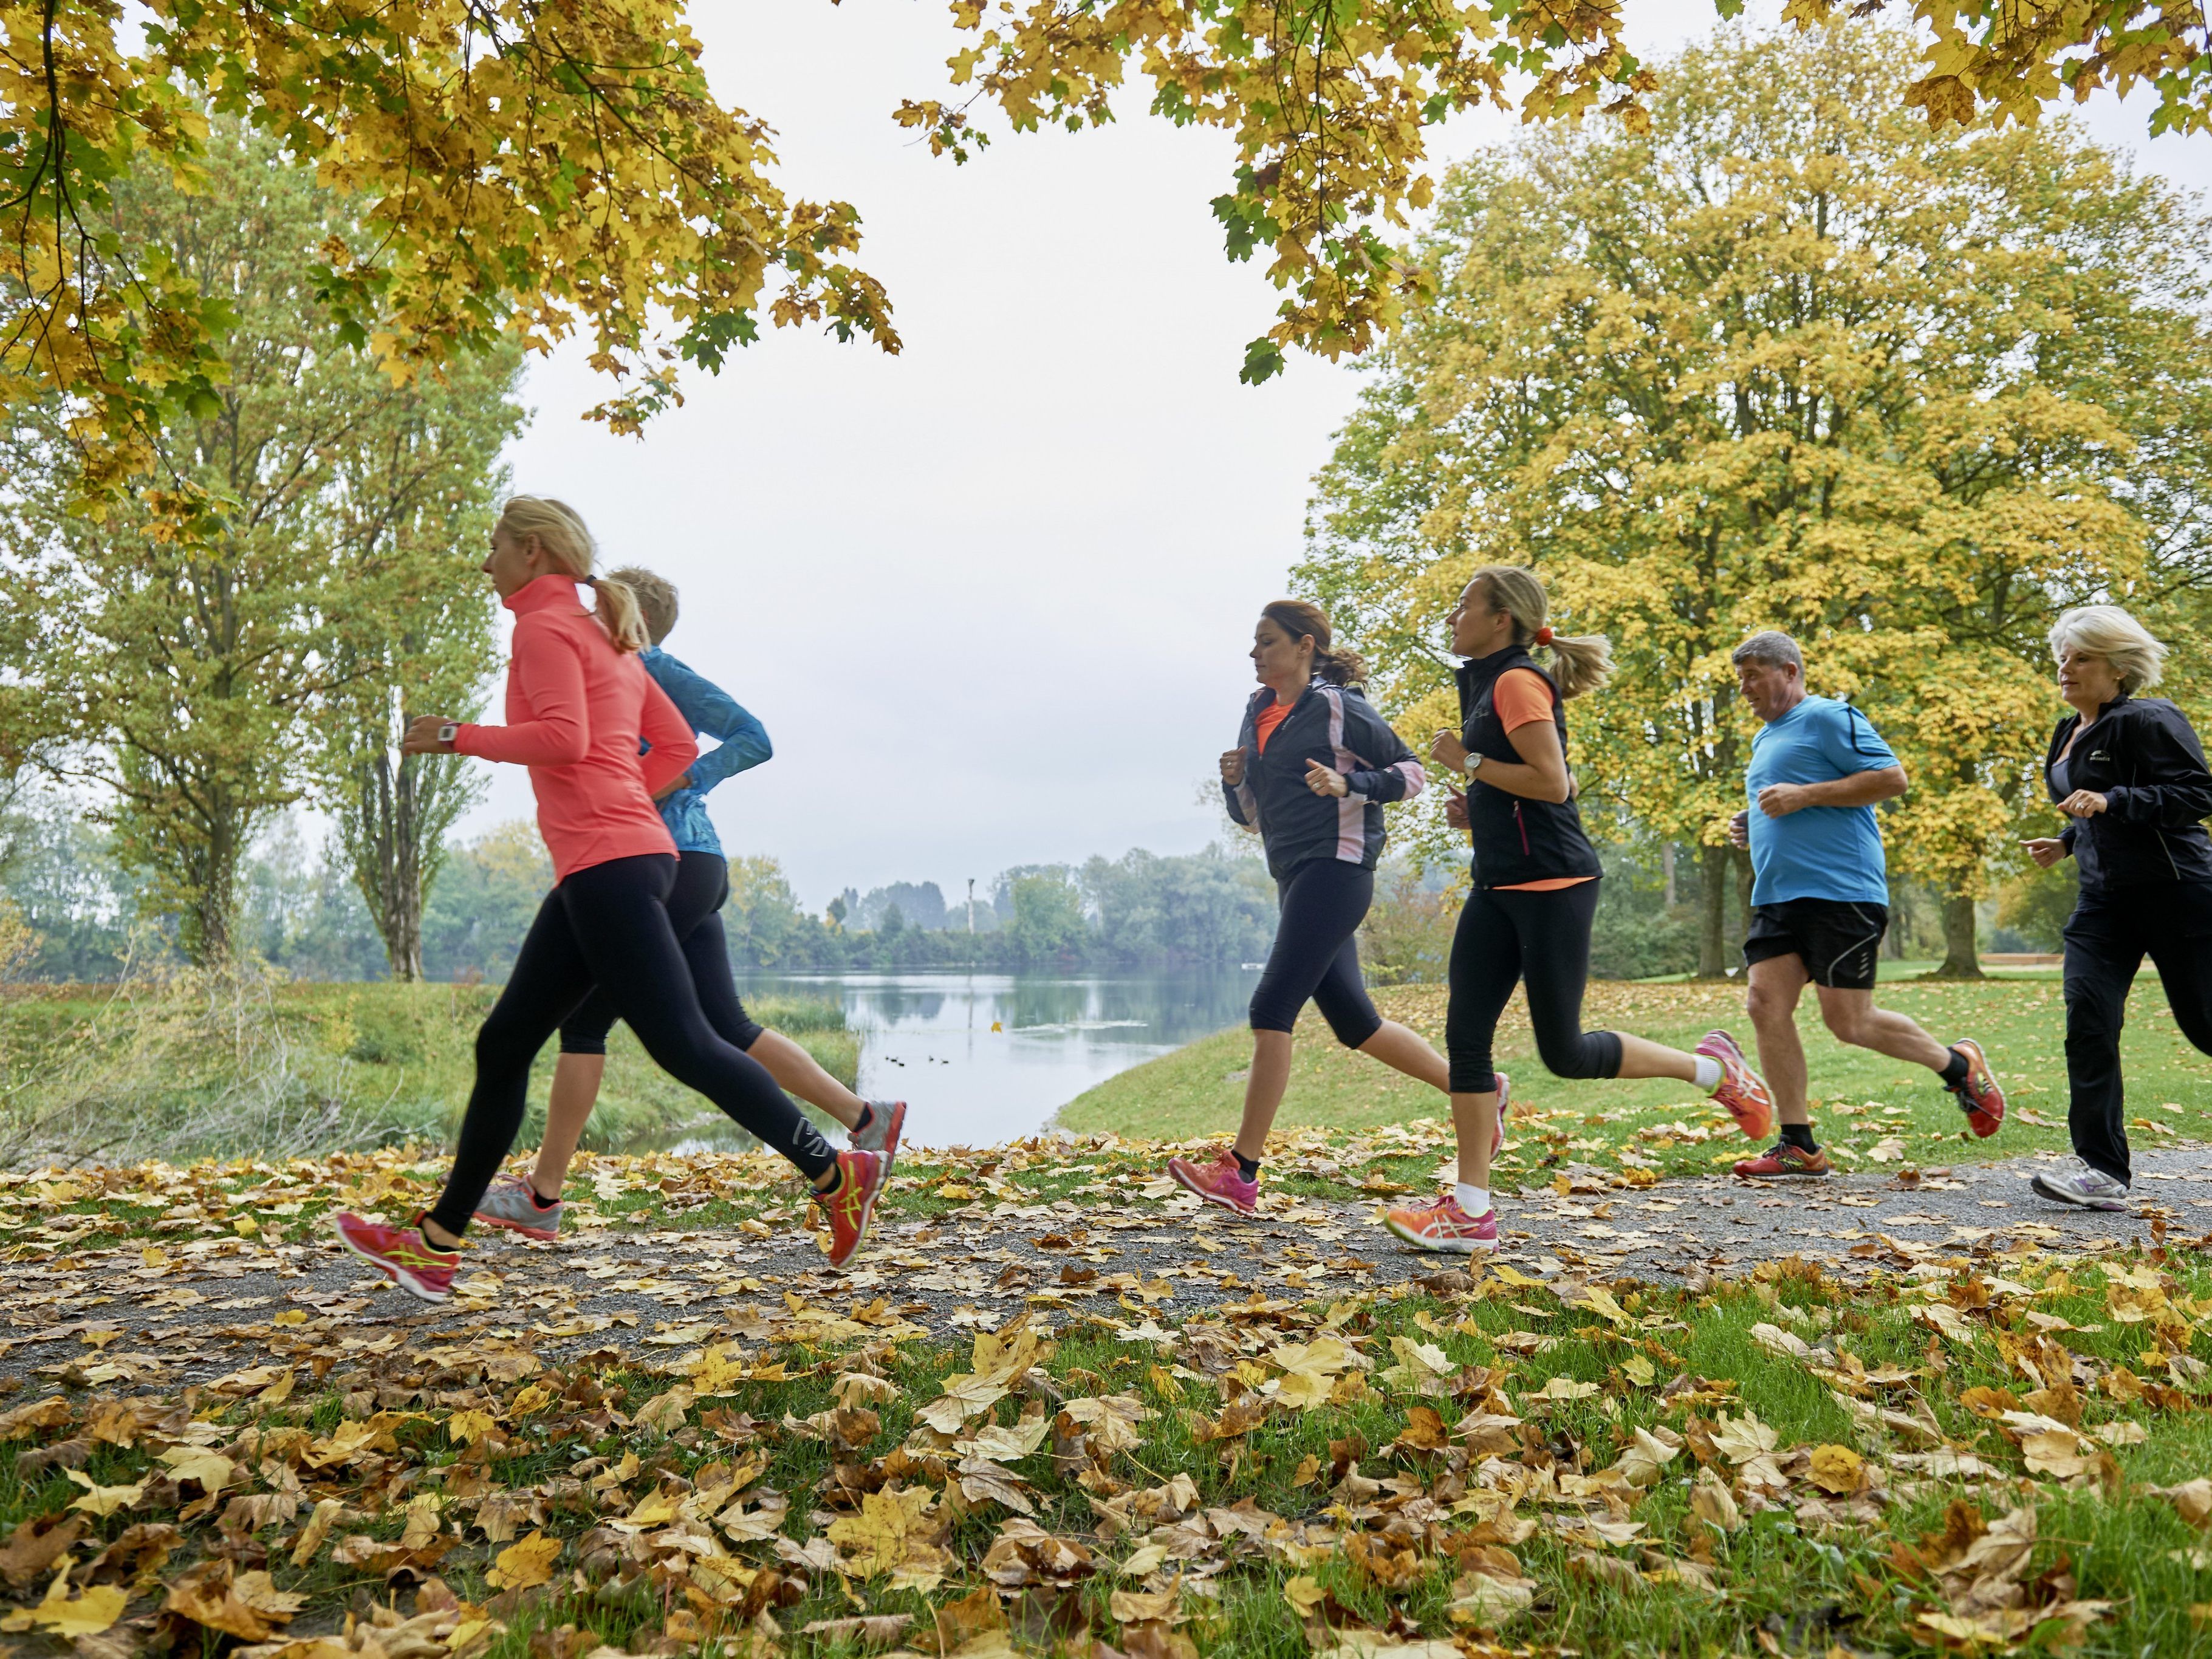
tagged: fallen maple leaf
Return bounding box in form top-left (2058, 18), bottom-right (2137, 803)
top-left (485, 1531), bottom-right (563, 1591)
top-left (1, 1570), bottom-right (128, 1637)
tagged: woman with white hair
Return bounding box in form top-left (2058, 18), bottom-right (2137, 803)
top-left (2024, 604), bottom-right (2212, 1211)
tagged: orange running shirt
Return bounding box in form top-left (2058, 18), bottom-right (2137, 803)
top-left (1255, 699), bottom-right (1295, 754)
top-left (1485, 668), bottom-right (1595, 892)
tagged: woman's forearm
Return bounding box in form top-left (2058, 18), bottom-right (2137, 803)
top-left (1467, 758), bottom-right (1569, 803)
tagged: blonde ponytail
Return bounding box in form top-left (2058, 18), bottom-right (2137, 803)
top-left (494, 494), bottom-right (647, 654)
top-left (587, 575), bottom-right (650, 653)
top-left (1469, 564), bottom-right (1614, 699)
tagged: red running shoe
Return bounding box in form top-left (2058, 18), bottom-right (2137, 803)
top-left (821, 1150), bottom-right (886, 1268)
top-left (1166, 1149), bottom-right (1259, 1217)
top-left (1492, 1071), bottom-right (1513, 1159)
top-left (332, 1211), bottom-right (459, 1304)
top-left (1733, 1140), bottom-right (1832, 1180)
top-left (1697, 1028), bottom-right (1774, 1141)
top-left (1383, 1194), bottom-right (1499, 1254)
top-left (1948, 1038), bottom-right (2005, 1138)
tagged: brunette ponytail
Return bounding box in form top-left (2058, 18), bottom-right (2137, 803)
top-left (1261, 599), bottom-right (1368, 688)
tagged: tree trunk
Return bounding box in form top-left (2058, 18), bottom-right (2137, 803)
top-left (192, 807), bottom-right (242, 971)
top-left (1696, 842), bottom-right (1733, 977)
top-left (1661, 842), bottom-right (1677, 908)
top-left (1934, 891), bottom-right (1983, 979)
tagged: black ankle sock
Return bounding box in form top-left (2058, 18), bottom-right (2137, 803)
top-left (817, 1165), bottom-right (844, 1199)
top-left (530, 1185), bottom-right (560, 1210)
top-left (853, 1104), bottom-right (875, 1137)
top-left (1939, 1048), bottom-right (1971, 1089)
top-left (1779, 1123), bottom-right (1818, 1154)
top-left (1234, 1152), bottom-right (1261, 1182)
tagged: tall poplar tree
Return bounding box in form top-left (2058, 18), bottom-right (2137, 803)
top-left (1303, 23), bottom-right (2212, 975)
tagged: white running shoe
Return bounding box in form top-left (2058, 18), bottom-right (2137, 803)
top-left (2029, 1155), bottom-right (2130, 1213)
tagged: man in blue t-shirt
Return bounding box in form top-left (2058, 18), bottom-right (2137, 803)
top-left (1722, 631), bottom-right (2007, 1178)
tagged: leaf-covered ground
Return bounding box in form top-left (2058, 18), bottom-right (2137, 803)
top-left (0, 1132), bottom-right (2208, 1658)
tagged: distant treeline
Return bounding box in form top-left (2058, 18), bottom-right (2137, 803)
top-left (1, 787), bottom-right (2067, 988)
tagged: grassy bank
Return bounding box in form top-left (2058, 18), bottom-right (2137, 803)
top-left (1060, 973), bottom-right (2212, 1186)
top-left (0, 977), bottom-right (857, 1165)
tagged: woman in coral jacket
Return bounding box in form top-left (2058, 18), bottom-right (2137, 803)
top-left (329, 498), bottom-right (885, 1301)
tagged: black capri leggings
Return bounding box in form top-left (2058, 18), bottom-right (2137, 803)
top-left (429, 853), bottom-right (835, 1237)
top-left (1248, 858), bottom-right (1383, 1048)
top-left (560, 850), bottom-right (765, 1056)
top-left (1447, 880), bottom-right (1623, 1094)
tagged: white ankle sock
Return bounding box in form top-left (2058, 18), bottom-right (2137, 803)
top-left (1694, 1055), bottom-right (1724, 1091)
top-left (1456, 1183), bottom-right (1490, 1217)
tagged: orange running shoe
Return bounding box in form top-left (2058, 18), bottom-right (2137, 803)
top-left (1383, 1194), bottom-right (1498, 1254)
top-left (332, 1211), bottom-right (459, 1303)
top-left (1947, 1038), bottom-right (2005, 1138)
top-left (1697, 1029), bottom-right (1774, 1141)
top-left (821, 1149), bottom-right (886, 1268)
top-left (1733, 1140), bottom-right (1832, 1180)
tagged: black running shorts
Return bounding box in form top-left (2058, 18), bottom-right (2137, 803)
top-left (1742, 898), bottom-right (1888, 990)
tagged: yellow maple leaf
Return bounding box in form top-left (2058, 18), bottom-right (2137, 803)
top-left (64, 1471), bottom-right (147, 1517)
top-left (1807, 1444), bottom-right (1865, 1495)
top-left (485, 1530), bottom-right (562, 1591)
top-left (447, 1409), bottom-right (496, 1445)
top-left (1, 1572), bottom-right (129, 1637)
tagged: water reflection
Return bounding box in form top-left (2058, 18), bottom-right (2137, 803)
top-left (728, 968), bottom-right (1259, 1149)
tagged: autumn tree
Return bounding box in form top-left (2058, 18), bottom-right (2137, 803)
top-left (8, 0), bottom-right (2207, 492)
top-left (0, 122), bottom-right (525, 966)
top-left (1302, 23), bottom-right (2212, 976)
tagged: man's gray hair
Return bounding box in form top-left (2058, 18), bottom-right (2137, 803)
top-left (1731, 630), bottom-right (1803, 674)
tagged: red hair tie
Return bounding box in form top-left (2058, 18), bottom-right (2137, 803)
top-left (1535, 626), bottom-right (1555, 646)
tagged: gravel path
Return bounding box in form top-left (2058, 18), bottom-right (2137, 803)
top-left (3, 1144), bottom-right (2206, 1391)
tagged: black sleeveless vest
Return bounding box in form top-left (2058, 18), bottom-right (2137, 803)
top-left (1456, 648), bottom-right (1603, 889)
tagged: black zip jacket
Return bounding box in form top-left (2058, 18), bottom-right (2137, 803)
top-left (2046, 695), bottom-right (2212, 892)
top-left (1225, 679), bottom-right (1426, 881)
top-left (1457, 648), bottom-right (1603, 889)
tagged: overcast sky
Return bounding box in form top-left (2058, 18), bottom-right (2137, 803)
top-left (457, 0), bottom-right (2211, 909)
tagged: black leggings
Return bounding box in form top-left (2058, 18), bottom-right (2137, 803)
top-left (429, 853), bottom-right (835, 1236)
top-left (1447, 880), bottom-right (1623, 1094)
top-left (560, 850), bottom-right (765, 1055)
top-left (2063, 881), bottom-right (2212, 1184)
top-left (1248, 858), bottom-right (1383, 1047)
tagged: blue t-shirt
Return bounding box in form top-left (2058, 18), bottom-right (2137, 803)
top-left (1745, 696), bottom-right (1898, 906)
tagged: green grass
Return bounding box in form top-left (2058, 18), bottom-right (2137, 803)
top-left (2, 1247), bottom-right (2204, 1658)
top-left (1058, 973), bottom-right (2212, 1177)
top-left (0, 978), bottom-right (857, 1163)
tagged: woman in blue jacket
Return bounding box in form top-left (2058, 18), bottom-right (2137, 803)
top-left (2024, 604), bottom-right (2212, 1211)
top-left (474, 568), bottom-right (904, 1239)
top-left (1166, 600), bottom-right (1453, 1216)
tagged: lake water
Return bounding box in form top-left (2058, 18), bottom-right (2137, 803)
top-left (734, 968), bottom-right (1260, 1148)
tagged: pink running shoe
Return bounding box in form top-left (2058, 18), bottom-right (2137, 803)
top-left (332, 1211), bottom-right (459, 1304)
top-left (1384, 1194), bottom-right (1498, 1254)
top-left (1697, 1029), bottom-right (1773, 1141)
top-left (1166, 1149), bottom-right (1258, 1216)
top-left (1492, 1070), bottom-right (1513, 1158)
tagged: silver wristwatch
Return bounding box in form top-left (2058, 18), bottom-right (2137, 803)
top-left (437, 723), bottom-right (459, 745)
top-left (1463, 751), bottom-right (1484, 777)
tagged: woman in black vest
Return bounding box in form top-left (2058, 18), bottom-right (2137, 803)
top-left (1385, 566), bottom-right (1773, 1253)
top-left (2022, 604), bottom-right (2212, 1211)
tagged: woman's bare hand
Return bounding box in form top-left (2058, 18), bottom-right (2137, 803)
top-left (402, 716), bottom-right (455, 755)
top-left (1304, 759), bottom-right (1349, 798)
top-left (1219, 749), bottom-right (1247, 787)
top-left (2022, 837), bottom-right (2069, 869)
top-left (2057, 789), bottom-right (2108, 818)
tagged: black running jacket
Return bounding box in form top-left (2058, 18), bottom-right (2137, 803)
top-left (2045, 694), bottom-right (2212, 892)
top-left (1225, 679), bottom-right (1425, 881)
